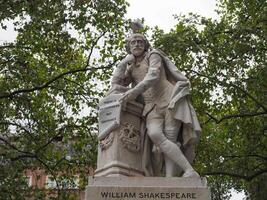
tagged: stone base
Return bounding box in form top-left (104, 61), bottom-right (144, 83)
top-left (95, 100), bottom-right (145, 177)
top-left (94, 161), bottom-right (145, 177)
top-left (85, 177), bottom-right (211, 200)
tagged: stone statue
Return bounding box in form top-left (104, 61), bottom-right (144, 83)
top-left (107, 22), bottom-right (202, 178)
top-left (86, 22), bottom-right (212, 200)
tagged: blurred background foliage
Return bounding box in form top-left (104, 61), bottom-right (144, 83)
top-left (0, 0), bottom-right (266, 199)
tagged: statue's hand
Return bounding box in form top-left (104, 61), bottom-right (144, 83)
top-left (121, 54), bottom-right (135, 65)
top-left (119, 89), bottom-right (138, 102)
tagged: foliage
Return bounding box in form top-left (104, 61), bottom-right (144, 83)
top-left (0, 0), bottom-right (129, 199)
top-left (152, 0), bottom-right (266, 199)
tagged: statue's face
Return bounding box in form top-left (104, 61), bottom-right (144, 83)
top-left (129, 36), bottom-right (145, 57)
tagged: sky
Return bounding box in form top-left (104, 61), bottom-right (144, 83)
top-left (126, 1), bottom-right (245, 199)
top-left (126, 0), bottom-right (219, 32)
top-left (0, 0), bottom-right (219, 43)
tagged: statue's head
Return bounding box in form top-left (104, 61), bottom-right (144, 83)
top-left (125, 33), bottom-right (150, 56)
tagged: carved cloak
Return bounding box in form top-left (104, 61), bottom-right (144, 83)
top-left (142, 50), bottom-right (201, 176)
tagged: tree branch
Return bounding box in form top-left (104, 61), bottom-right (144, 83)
top-left (0, 62), bottom-right (117, 99)
top-left (10, 154), bottom-right (36, 161)
top-left (35, 124), bottom-right (73, 154)
top-left (0, 44), bottom-right (31, 50)
top-left (86, 32), bottom-right (107, 67)
top-left (49, 85), bottom-right (91, 104)
top-left (34, 156), bottom-right (61, 199)
top-left (189, 69), bottom-right (267, 111)
top-left (204, 168), bottom-right (267, 181)
top-left (0, 121), bottom-right (35, 140)
top-left (0, 135), bottom-right (61, 198)
top-left (204, 111), bottom-right (266, 124)
top-left (222, 154), bottom-right (267, 161)
top-left (0, 137), bottom-right (34, 156)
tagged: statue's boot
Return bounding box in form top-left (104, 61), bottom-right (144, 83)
top-left (159, 139), bottom-right (200, 178)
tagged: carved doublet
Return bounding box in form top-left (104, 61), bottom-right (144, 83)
top-left (130, 54), bottom-right (173, 106)
top-left (130, 58), bottom-right (149, 84)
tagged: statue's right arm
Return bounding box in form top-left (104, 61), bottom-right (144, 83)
top-left (111, 55), bottom-right (134, 87)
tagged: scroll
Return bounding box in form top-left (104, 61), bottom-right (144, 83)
top-left (98, 94), bottom-right (123, 140)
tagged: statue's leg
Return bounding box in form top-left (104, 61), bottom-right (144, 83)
top-left (163, 138), bottom-right (178, 177)
top-left (146, 109), bottom-right (199, 178)
top-left (159, 138), bottom-right (199, 178)
top-left (164, 110), bottom-right (181, 177)
top-left (164, 134), bottom-right (180, 176)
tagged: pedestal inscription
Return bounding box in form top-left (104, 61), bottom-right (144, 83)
top-left (98, 94), bottom-right (122, 140)
top-left (85, 177), bottom-right (211, 200)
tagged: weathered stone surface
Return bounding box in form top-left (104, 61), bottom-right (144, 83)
top-left (95, 100), bottom-right (144, 177)
top-left (85, 177), bottom-right (211, 200)
top-left (106, 30), bottom-right (202, 178)
top-left (98, 94), bottom-right (122, 140)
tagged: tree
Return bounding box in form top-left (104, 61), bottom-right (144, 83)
top-left (0, 0), bottom-right (129, 199)
top-left (152, 0), bottom-right (266, 199)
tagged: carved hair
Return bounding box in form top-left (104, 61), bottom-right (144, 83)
top-left (125, 33), bottom-right (150, 54)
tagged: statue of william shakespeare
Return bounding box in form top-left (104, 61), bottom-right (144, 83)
top-left (96, 21), bottom-right (201, 178)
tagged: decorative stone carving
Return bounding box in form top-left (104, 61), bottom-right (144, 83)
top-left (99, 132), bottom-right (114, 151)
top-left (119, 122), bottom-right (141, 152)
top-left (94, 98), bottom-right (144, 177)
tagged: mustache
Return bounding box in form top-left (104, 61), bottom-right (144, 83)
top-left (133, 47), bottom-right (143, 50)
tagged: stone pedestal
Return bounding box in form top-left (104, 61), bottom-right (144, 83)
top-left (85, 177), bottom-right (211, 200)
top-left (95, 99), bottom-right (144, 177)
